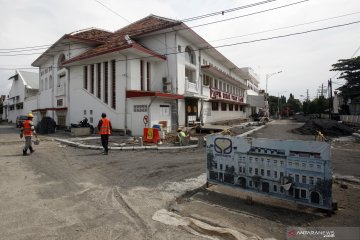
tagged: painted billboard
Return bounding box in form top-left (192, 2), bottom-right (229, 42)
top-left (206, 135), bottom-right (332, 210)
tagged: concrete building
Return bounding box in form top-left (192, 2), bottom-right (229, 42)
top-left (240, 67), bottom-right (265, 117)
top-left (31, 15), bottom-right (256, 136)
top-left (2, 70), bottom-right (38, 123)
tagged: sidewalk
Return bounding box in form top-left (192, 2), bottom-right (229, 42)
top-left (54, 123), bottom-right (266, 151)
top-left (0, 121), bottom-right (266, 150)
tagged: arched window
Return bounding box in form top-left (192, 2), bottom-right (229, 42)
top-left (185, 46), bottom-right (196, 65)
top-left (58, 54), bottom-right (66, 70)
top-left (45, 78), bottom-right (48, 90)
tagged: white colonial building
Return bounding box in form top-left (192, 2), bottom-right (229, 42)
top-left (30, 15), bottom-right (259, 136)
top-left (2, 70), bottom-right (39, 123)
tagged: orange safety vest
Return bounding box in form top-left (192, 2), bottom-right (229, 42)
top-left (99, 118), bottom-right (111, 135)
top-left (23, 120), bottom-right (33, 137)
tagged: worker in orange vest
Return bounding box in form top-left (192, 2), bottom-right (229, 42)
top-left (97, 113), bottom-right (112, 155)
top-left (20, 113), bottom-right (37, 156)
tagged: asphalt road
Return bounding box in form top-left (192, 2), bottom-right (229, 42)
top-left (0, 120), bottom-right (359, 240)
top-left (0, 123), bottom-right (207, 240)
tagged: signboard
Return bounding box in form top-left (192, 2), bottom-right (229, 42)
top-left (206, 135), bottom-right (332, 210)
top-left (210, 88), bottom-right (244, 103)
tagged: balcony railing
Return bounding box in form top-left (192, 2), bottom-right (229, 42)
top-left (185, 78), bottom-right (199, 93)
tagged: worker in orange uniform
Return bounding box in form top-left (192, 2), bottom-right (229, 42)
top-left (20, 113), bottom-right (37, 156)
top-left (97, 113), bottom-right (112, 155)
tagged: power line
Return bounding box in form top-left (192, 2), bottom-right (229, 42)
top-left (0, 0), bottom-right (307, 53)
top-left (94, 0), bottom-right (131, 23)
top-left (189, 0), bottom-right (310, 29)
top-left (1, 19), bottom-right (359, 71)
top-left (0, 0), bottom-right (312, 56)
top-left (207, 11), bottom-right (360, 43)
top-left (181, 0), bottom-right (277, 22)
top-left (1, 10), bottom-right (358, 58)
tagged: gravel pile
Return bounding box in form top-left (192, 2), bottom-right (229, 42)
top-left (292, 119), bottom-right (355, 137)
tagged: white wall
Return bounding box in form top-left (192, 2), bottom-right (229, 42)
top-left (69, 58), bottom-right (127, 129)
top-left (139, 33), bottom-right (178, 94)
top-left (24, 96), bottom-right (39, 124)
top-left (127, 98), bottom-right (173, 136)
top-left (202, 101), bottom-right (246, 123)
top-left (7, 76), bottom-right (26, 123)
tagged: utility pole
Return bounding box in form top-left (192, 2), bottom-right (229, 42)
top-left (306, 89), bottom-right (309, 102)
top-left (328, 78), bottom-right (333, 119)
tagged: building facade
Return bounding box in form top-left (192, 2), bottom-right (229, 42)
top-left (2, 70), bottom-right (38, 123)
top-left (30, 15), bottom-right (259, 136)
top-left (207, 135), bottom-right (332, 209)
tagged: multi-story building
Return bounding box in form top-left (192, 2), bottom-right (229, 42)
top-left (240, 67), bottom-right (265, 116)
top-left (31, 15), bottom-right (253, 135)
top-left (207, 135), bottom-right (332, 209)
top-left (2, 70), bottom-right (38, 123)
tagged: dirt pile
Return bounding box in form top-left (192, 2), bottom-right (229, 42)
top-left (293, 114), bottom-right (311, 122)
top-left (292, 119), bottom-right (355, 137)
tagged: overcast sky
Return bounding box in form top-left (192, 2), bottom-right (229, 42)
top-left (0, 0), bottom-right (359, 100)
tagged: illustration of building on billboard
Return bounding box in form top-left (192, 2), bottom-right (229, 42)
top-left (206, 135), bottom-right (332, 209)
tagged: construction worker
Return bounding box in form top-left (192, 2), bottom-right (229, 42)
top-left (177, 128), bottom-right (189, 146)
top-left (20, 113), bottom-right (37, 156)
top-left (97, 113), bottom-right (112, 155)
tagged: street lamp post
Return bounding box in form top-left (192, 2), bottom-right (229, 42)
top-left (265, 71), bottom-right (282, 116)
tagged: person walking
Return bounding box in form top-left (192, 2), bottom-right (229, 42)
top-left (20, 113), bottom-right (37, 156)
top-left (97, 113), bottom-right (112, 155)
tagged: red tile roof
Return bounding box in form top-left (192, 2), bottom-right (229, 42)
top-left (68, 28), bottom-right (113, 43)
top-left (63, 15), bottom-right (181, 65)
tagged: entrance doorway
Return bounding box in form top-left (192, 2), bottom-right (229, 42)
top-left (310, 191), bottom-right (320, 204)
top-left (261, 182), bottom-right (270, 193)
top-left (185, 98), bottom-right (198, 126)
top-left (238, 177), bottom-right (246, 188)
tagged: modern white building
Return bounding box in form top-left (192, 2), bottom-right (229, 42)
top-left (30, 15), bottom-right (257, 136)
top-left (2, 70), bottom-right (39, 123)
top-left (240, 67), bottom-right (265, 117)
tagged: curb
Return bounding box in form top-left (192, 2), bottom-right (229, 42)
top-left (237, 125), bottom-right (266, 137)
top-left (54, 124), bottom-right (267, 151)
top-left (54, 138), bottom-right (199, 151)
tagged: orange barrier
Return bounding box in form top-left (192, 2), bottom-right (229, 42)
top-left (143, 128), bottom-right (160, 143)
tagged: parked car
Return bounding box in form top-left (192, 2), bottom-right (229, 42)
top-left (16, 115), bottom-right (28, 128)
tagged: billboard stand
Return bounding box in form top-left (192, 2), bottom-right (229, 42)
top-left (206, 135), bottom-right (333, 211)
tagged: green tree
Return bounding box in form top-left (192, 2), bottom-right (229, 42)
top-left (331, 56), bottom-right (360, 101)
top-left (268, 95), bottom-right (278, 116)
top-left (286, 93), bottom-right (302, 114)
top-left (309, 96), bottom-right (328, 114)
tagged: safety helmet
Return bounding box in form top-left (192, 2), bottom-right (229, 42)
top-left (27, 113), bottom-right (34, 118)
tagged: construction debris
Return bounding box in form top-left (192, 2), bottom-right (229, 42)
top-left (292, 119), bottom-right (355, 137)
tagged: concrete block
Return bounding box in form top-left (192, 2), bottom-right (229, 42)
top-left (71, 127), bottom-right (91, 137)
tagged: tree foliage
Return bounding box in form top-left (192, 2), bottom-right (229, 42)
top-left (331, 56), bottom-right (360, 101)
